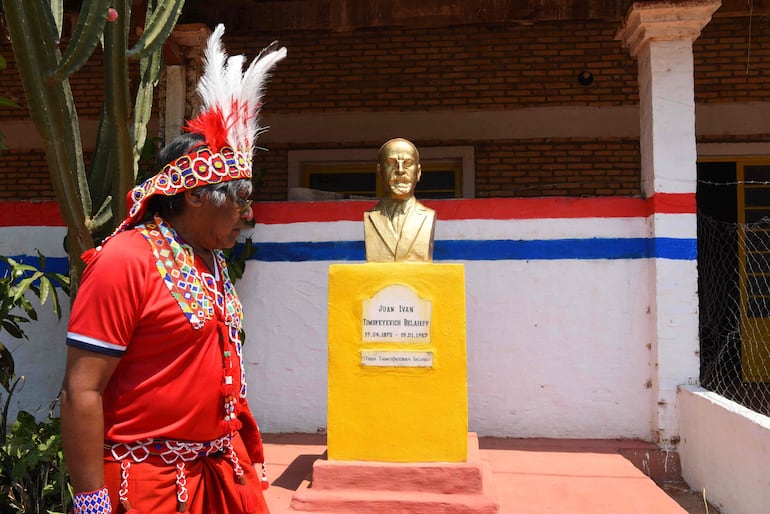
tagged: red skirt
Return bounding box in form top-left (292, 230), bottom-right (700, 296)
top-left (104, 434), bottom-right (269, 514)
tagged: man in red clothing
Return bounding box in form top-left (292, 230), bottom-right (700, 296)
top-left (61, 25), bottom-right (286, 514)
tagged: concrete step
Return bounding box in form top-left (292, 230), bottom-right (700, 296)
top-left (289, 433), bottom-right (499, 512)
top-left (291, 486), bottom-right (499, 513)
top-left (308, 433), bottom-right (489, 495)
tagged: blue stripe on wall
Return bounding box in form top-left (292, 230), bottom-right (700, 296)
top-left (2, 238), bottom-right (697, 271)
top-left (250, 241), bottom-right (365, 262)
top-left (1, 255), bottom-right (69, 275)
top-left (648, 238), bottom-right (699, 260)
top-left (248, 238), bottom-right (697, 262)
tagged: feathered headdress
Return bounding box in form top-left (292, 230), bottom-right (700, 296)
top-left (113, 24), bottom-right (286, 236)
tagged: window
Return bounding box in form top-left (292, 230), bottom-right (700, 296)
top-left (303, 161), bottom-right (462, 199)
top-left (737, 162), bottom-right (770, 381)
top-left (697, 156), bottom-right (770, 383)
top-left (288, 147), bottom-right (475, 200)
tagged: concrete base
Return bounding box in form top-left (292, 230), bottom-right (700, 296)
top-left (290, 433), bottom-right (499, 513)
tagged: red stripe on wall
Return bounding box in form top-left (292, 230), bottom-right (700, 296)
top-left (251, 194), bottom-right (696, 224)
top-left (647, 192), bottom-right (697, 214)
top-left (0, 201), bottom-right (65, 226)
top-left (0, 193), bottom-right (696, 227)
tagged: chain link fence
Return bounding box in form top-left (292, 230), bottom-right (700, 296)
top-left (698, 213), bottom-right (770, 415)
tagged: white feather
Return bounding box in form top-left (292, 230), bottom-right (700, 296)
top-left (197, 24), bottom-right (227, 112)
top-left (196, 24), bottom-right (287, 155)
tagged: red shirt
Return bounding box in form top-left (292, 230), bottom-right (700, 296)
top-left (67, 228), bottom-right (246, 443)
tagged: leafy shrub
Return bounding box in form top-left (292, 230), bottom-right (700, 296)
top-left (0, 255), bottom-right (70, 514)
top-left (1, 408), bottom-right (70, 514)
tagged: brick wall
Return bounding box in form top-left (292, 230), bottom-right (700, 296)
top-left (252, 145), bottom-right (292, 201)
top-left (474, 138), bottom-right (640, 197)
top-left (231, 20), bottom-right (639, 113)
top-left (695, 15), bottom-right (770, 102)
top-left (0, 40), bottom-right (109, 122)
top-left (0, 150), bottom-right (54, 201)
top-left (0, 35), bottom-right (158, 202)
top-left (2, 16), bottom-right (770, 200)
top-left (240, 16), bottom-right (770, 113)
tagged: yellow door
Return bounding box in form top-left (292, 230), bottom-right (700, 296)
top-left (738, 163), bottom-right (770, 382)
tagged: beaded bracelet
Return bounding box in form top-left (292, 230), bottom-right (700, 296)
top-left (72, 486), bottom-right (112, 514)
top-left (260, 462), bottom-right (269, 490)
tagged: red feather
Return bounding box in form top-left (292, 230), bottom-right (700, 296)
top-left (184, 106), bottom-right (230, 150)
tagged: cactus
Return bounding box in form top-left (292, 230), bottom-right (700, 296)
top-left (1, 0), bottom-right (186, 290)
top-left (52, 0), bottom-right (111, 81)
top-left (128, 0), bottom-right (185, 59)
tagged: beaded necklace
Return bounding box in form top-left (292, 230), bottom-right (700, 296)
top-left (138, 216), bottom-right (247, 433)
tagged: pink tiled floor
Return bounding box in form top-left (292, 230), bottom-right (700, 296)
top-left (261, 434), bottom-right (691, 514)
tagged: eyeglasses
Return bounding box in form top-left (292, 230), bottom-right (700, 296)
top-left (234, 197), bottom-right (253, 214)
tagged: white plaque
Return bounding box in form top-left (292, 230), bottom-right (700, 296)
top-left (362, 284), bottom-right (431, 343)
top-left (361, 350), bottom-right (434, 367)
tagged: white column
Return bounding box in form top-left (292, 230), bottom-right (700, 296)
top-left (160, 24), bottom-right (212, 142)
top-left (622, 0), bottom-right (720, 449)
top-left (163, 66), bottom-right (186, 143)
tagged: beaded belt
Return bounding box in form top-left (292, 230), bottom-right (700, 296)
top-left (106, 435), bottom-right (231, 465)
top-left (106, 435), bottom-right (251, 513)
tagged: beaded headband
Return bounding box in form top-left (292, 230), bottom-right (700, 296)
top-left (111, 24), bottom-right (286, 237)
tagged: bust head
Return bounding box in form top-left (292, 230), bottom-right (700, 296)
top-left (377, 138), bottom-right (421, 202)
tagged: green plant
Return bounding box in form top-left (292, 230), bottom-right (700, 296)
top-left (2, 0), bottom-right (185, 289)
top-left (223, 238), bottom-right (256, 283)
top-left (0, 255), bottom-right (69, 349)
top-left (0, 255), bottom-right (70, 514)
top-left (1, 408), bottom-right (69, 514)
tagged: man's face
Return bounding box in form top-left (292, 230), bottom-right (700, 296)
top-left (377, 140), bottom-right (421, 201)
top-left (197, 192), bottom-right (253, 251)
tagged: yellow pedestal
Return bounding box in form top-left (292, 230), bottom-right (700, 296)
top-left (327, 263), bottom-right (467, 462)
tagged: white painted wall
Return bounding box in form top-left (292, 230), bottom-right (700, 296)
top-left (236, 207), bottom-right (665, 437)
top-left (460, 259), bottom-right (652, 437)
top-left (678, 385), bottom-right (770, 514)
top-left (0, 226), bottom-right (70, 421)
top-left (240, 257), bottom-right (654, 437)
top-left (240, 261), bottom-right (331, 433)
top-left (5, 298), bottom-right (69, 420)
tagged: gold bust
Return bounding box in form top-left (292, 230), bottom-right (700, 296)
top-left (364, 138), bottom-right (436, 262)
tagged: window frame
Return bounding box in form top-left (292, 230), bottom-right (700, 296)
top-left (287, 146), bottom-right (475, 200)
top-left (698, 154), bottom-right (770, 382)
